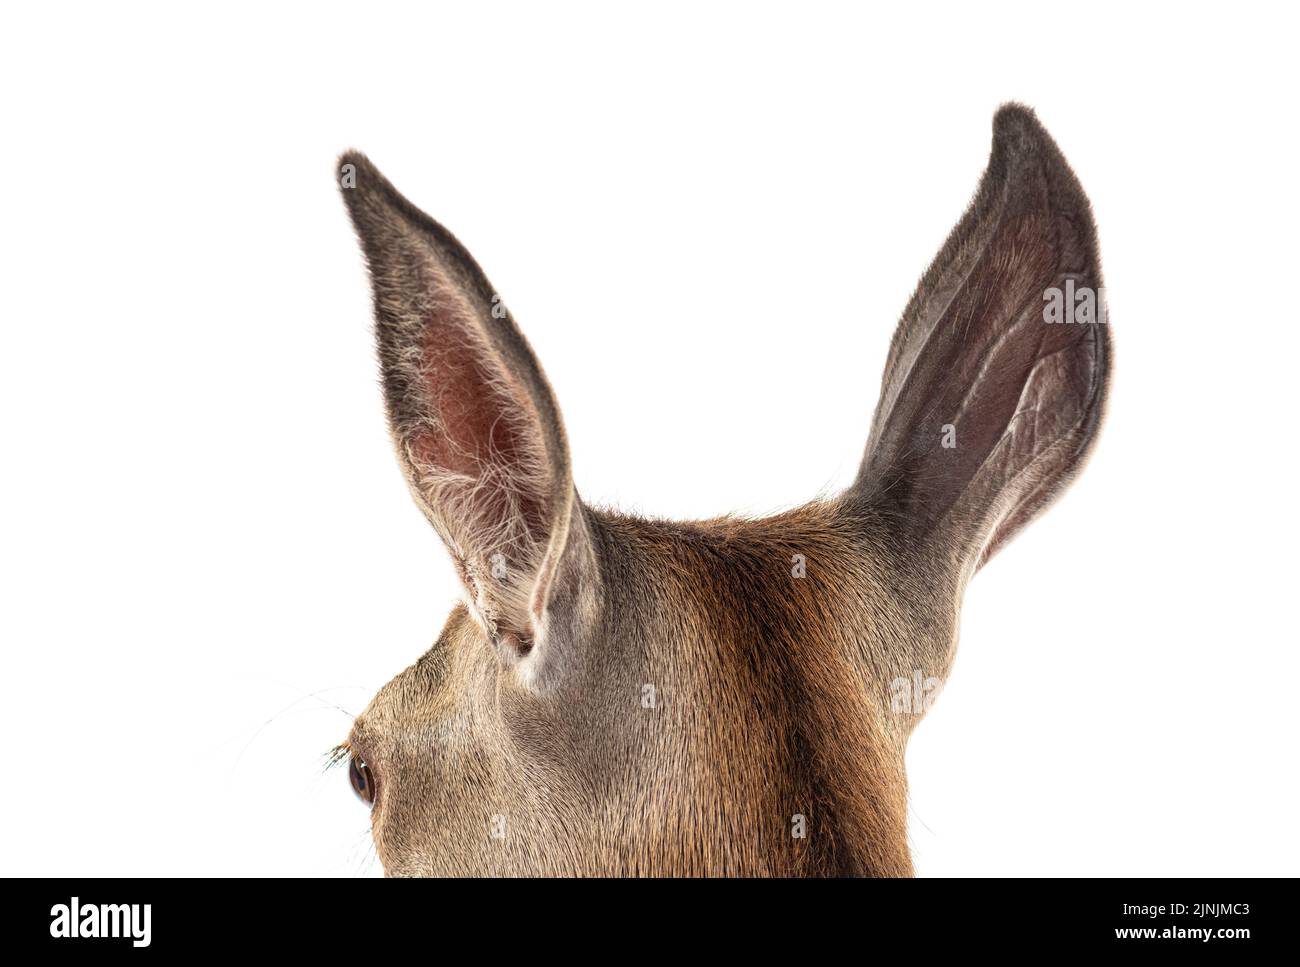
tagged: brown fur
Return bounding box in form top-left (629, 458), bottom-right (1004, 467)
top-left (337, 104), bottom-right (1110, 877)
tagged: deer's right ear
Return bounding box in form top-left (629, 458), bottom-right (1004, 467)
top-left (853, 105), bottom-right (1111, 575)
top-left (339, 153), bottom-right (597, 669)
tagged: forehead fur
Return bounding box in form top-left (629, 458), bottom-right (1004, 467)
top-left (355, 500), bottom-right (942, 875)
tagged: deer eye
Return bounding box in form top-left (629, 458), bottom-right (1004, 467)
top-left (348, 755), bottom-right (376, 807)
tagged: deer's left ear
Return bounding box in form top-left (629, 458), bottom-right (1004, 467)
top-left (853, 104), bottom-right (1111, 575)
top-left (339, 152), bottom-right (597, 667)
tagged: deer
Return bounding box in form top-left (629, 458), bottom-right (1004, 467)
top-left (335, 103), bottom-right (1110, 876)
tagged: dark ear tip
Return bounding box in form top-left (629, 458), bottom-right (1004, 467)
top-left (990, 103), bottom-right (1094, 219)
top-left (336, 149), bottom-right (390, 215)
top-left (991, 102), bottom-right (1048, 155)
top-left (337, 149), bottom-right (373, 180)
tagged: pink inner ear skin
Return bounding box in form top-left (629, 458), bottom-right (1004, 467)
top-left (408, 315), bottom-right (551, 554)
top-left (414, 335), bottom-right (511, 479)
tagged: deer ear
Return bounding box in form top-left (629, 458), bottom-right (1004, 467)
top-left (340, 152), bottom-right (584, 654)
top-left (854, 105), bottom-right (1111, 573)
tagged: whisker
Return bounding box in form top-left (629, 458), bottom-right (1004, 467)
top-left (228, 687), bottom-right (362, 779)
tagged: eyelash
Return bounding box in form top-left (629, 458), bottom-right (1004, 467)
top-left (324, 743), bottom-right (352, 772)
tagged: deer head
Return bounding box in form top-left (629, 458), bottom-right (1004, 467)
top-left (336, 104), bottom-right (1110, 876)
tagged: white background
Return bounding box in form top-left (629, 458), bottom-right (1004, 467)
top-left (2, 2), bottom-right (1297, 877)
